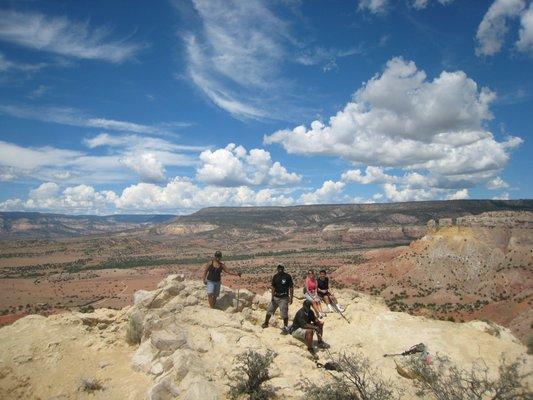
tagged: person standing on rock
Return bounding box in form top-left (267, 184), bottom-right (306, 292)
top-left (262, 264), bottom-right (294, 332)
top-left (202, 250), bottom-right (240, 309)
top-left (291, 299), bottom-right (329, 357)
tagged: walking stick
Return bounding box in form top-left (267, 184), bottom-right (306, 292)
top-left (334, 304), bottom-right (350, 324)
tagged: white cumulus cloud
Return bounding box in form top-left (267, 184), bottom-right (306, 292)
top-left (265, 57), bottom-right (522, 197)
top-left (358, 0), bottom-right (389, 14)
top-left (298, 180), bottom-right (347, 204)
top-left (196, 144), bottom-right (300, 187)
top-left (120, 153), bottom-right (167, 183)
top-left (475, 0), bottom-right (527, 56)
top-left (517, 3), bottom-right (533, 54)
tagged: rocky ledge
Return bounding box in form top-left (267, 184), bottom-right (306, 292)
top-left (0, 275), bottom-right (531, 399)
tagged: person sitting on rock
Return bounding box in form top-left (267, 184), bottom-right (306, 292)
top-left (290, 299), bottom-right (329, 357)
top-left (262, 264), bottom-right (294, 332)
top-left (304, 269), bottom-right (325, 318)
top-left (202, 250), bottom-right (240, 309)
top-left (317, 269), bottom-right (344, 313)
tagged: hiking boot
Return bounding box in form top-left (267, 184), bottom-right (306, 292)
top-left (308, 347), bottom-right (318, 358)
top-left (317, 341), bottom-right (330, 349)
top-left (261, 322), bottom-right (269, 329)
top-left (336, 305), bottom-right (345, 312)
top-left (280, 326), bottom-right (290, 335)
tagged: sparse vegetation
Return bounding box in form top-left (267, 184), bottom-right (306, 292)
top-left (301, 352), bottom-right (397, 400)
top-left (404, 354), bottom-right (531, 400)
top-left (79, 377), bottom-right (104, 392)
top-left (228, 349), bottom-right (276, 400)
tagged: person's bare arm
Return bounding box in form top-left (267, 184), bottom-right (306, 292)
top-left (289, 285), bottom-right (294, 304)
top-left (222, 263), bottom-right (241, 277)
top-left (202, 263), bottom-right (209, 284)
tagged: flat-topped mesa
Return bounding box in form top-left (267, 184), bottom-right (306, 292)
top-left (426, 211), bottom-right (533, 234)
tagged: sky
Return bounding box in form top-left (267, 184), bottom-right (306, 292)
top-left (0, 0), bottom-right (532, 215)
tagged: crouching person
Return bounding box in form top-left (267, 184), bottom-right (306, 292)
top-left (291, 299), bottom-right (329, 357)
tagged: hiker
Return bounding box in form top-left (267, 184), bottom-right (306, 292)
top-left (202, 250), bottom-right (241, 308)
top-left (262, 264), bottom-right (294, 332)
top-left (291, 299), bottom-right (329, 357)
top-left (317, 269), bottom-right (344, 313)
top-left (304, 269), bottom-right (325, 318)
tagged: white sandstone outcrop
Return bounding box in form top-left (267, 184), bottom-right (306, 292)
top-left (0, 274), bottom-right (530, 399)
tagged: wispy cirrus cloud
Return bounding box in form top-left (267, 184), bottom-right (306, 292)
top-left (181, 0), bottom-right (361, 120)
top-left (0, 51), bottom-right (47, 73)
top-left (0, 9), bottom-right (145, 63)
top-left (0, 104), bottom-right (191, 136)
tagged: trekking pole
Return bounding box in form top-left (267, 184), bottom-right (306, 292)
top-left (336, 307), bottom-right (350, 324)
top-left (236, 287), bottom-right (240, 312)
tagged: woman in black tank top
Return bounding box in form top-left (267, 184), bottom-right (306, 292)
top-left (202, 251), bottom-right (241, 308)
top-left (206, 261), bottom-right (223, 282)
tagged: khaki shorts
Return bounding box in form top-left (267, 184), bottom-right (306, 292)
top-left (267, 296), bottom-right (289, 319)
top-left (291, 327), bottom-right (308, 342)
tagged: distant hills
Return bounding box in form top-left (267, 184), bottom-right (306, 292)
top-left (164, 199), bottom-right (533, 230)
top-left (0, 212), bottom-right (176, 238)
top-left (1, 199), bottom-right (532, 239)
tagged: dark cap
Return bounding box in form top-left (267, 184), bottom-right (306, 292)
top-left (277, 264), bottom-right (285, 270)
top-left (303, 299), bottom-right (312, 308)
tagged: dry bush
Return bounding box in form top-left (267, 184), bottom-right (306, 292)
top-left (404, 354), bottom-right (531, 400)
top-left (301, 352), bottom-right (397, 400)
top-left (228, 349), bottom-right (276, 400)
top-left (79, 377), bottom-right (103, 392)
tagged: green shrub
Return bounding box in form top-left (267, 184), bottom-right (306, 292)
top-left (228, 349), bottom-right (276, 400)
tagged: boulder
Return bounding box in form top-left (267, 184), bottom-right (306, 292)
top-left (151, 330), bottom-right (187, 354)
top-left (131, 340), bottom-right (157, 373)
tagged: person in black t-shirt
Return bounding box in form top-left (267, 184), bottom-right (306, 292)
top-left (317, 269), bottom-right (344, 313)
top-left (291, 299), bottom-right (328, 357)
top-left (262, 264), bottom-right (294, 330)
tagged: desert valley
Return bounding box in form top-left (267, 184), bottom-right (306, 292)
top-left (1, 200), bottom-right (532, 344)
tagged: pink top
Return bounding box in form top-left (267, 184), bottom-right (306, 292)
top-left (305, 277), bottom-right (317, 294)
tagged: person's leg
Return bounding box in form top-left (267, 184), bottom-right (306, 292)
top-left (316, 320), bottom-right (324, 341)
top-left (263, 298), bottom-right (278, 328)
top-left (206, 281), bottom-right (215, 308)
top-left (311, 300), bottom-right (320, 316)
top-left (314, 296), bottom-right (324, 316)
top-left (305, 328), bottom-right (314, 351)
top-left (207, 294), bottom-right (216, 308)
top-left (211, 282), bottom-right (221, 308)
top-left (279, 297), bottom-right (289, 328)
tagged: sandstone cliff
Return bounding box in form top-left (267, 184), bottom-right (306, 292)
top-left (333, 211), bottom-right (533, 341)
top-left (0, 275), bottom-right (530, 399)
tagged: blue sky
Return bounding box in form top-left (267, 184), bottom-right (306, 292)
top-left (0, 0), bottom-right (531, 214)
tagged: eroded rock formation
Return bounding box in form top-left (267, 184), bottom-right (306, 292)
top-left (1, 274), bottom-right (530, 399)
